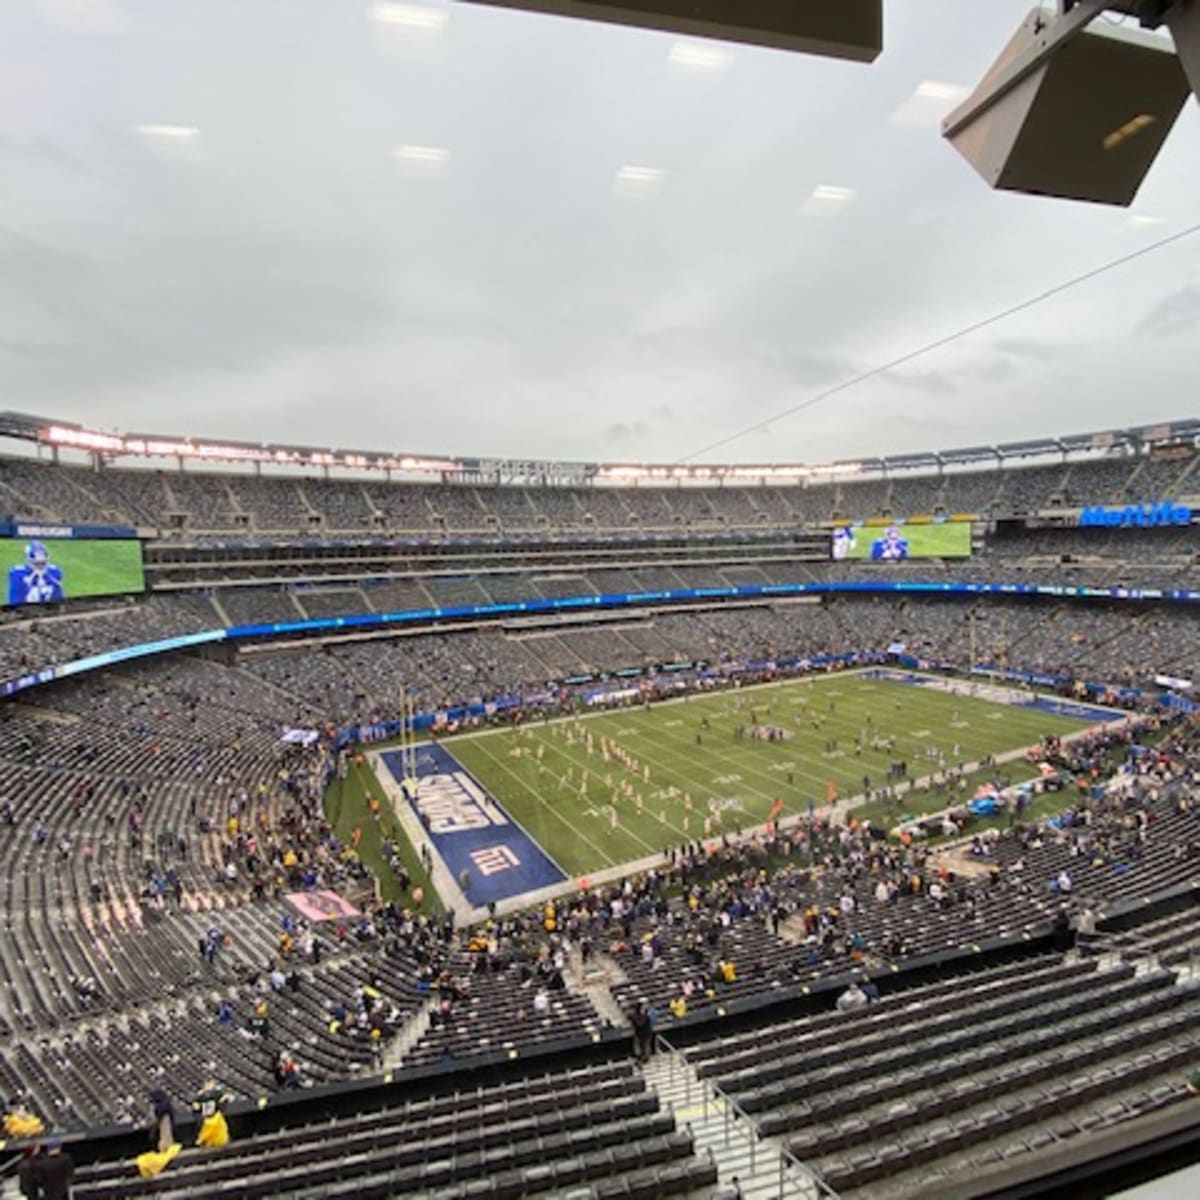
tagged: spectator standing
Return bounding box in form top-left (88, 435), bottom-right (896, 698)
top-left (630, 1002), bottom-right (654, 1062)
top-left (192, 1079), bottom-right (232, 1148)
top-left (19, 1138), bottom-right (74, 1200)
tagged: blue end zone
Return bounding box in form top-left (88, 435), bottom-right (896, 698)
top-left (380, 744), bottom-right (567, 906)
top-left (862, 668), bottom-right (1121, 723)
top-left (1021, 695), bottom-right (1121, 722)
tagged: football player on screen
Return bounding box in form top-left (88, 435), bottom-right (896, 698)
top-left (831, 526), bottom-right (856, 560)
top-left (8, 541), bottom-right (65, 605)
top-left (870, 525), bottom-right (909, 561)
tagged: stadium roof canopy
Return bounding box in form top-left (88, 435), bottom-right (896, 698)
top-left (458, 0), bottom-right (884, 61)
top-left (462, 3), bottom-right (1200, 209)
top-left (996, 437), bottom-right (1062, 458)
top-left (945, 445), bottom-right (1003, 464)
top-left (2, 411), bottom-right (1196, 486)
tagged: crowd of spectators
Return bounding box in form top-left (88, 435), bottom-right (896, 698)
top-left (0, 591), bottom-right (1192, 1138)
top-left (0, 577), bottom-right (1196, 758)
top-left (0, 444), bottom-right (1197, 1145)
top-left (2, 445), bottom-right (1194, 536)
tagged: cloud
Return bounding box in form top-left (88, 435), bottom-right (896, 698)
top-left (604, 421), bottom-right (649, 444)
top-left (768, 349), bottom-right (859, 389)
top-left (34, 0), bottom-right (127, 35)
top-left (0, 134), bottom-right (92, 178)
top-left (976, 357), bottom-right (1016, 383)
top-left (0, 338), bottom-right (76, 358)
top-left (880, 369), bottom-right (957, 397)
top-left (1136, 285), bottom-right (1200, 338)
top-left (0, 0), bottom-right (1194, 462)
top-left (993, 336), bottom-right (1069, 361)
top-left (0, 226), bottom-right (404, 396)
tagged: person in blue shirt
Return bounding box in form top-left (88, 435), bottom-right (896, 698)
top-left (7, 541), bottom-right (65, 605)
top-left (869, 526), bottom-right (909, 561)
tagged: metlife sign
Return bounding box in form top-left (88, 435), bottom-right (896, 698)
top-left (1079, 501), bottom-right (1192, 529)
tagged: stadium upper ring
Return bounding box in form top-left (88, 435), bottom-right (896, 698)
top-left (2, 410), bottom-right (1197, 485)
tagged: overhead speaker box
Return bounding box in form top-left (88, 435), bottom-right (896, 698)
top-left (945, 6), bottom-right (1190, 206)
top-left (458, 0), bottom-right (883, 61)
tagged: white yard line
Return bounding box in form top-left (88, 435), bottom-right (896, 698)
top-left (435, 668), bottom-right (876, 746)
top-left (515, 735), bottom-right (688, 852)
top-left (428, 664), bottom-right (1123, 758)
top-left (613, 706), bottom-right (847, 800)
top-left (451, 735), bottom-right (621, 869)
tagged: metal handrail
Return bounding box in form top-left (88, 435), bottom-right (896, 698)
top-left (777, 1140), bottom-right (844, 1200)
top-left (1083, 927), bottom-right (1165, 961)
top-left (655, 1033), bottom-right (841, 1199)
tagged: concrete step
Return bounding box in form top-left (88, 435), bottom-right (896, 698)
top-left (642, 1049), bottom-right (826, 1200)
top-left (386, 993), bottom-right (434, 1068)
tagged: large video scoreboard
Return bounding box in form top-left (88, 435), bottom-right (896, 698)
top-left (1, 523), bottom-right (144, 608)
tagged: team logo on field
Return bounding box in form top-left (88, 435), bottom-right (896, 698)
top-left (414, 772), bottom-right (510, 834)
top-left (469, 845), bottom-right (521, 876)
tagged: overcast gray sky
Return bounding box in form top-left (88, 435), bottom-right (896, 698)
top-left (1, 0), bottom-right (1197, 466)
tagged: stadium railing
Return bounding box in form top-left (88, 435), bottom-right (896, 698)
top-left (655, 1032), bottom-right (842, 1199)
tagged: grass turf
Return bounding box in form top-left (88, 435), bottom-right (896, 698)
top-left (324, 755), bottom-right (443, 911)
top-left (439, 673), bottom-right (1096, 879)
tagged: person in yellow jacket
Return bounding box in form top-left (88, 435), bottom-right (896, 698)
top-left (192, 1079), bottom-right (232, 1148)
top-left (136, 1090), bottom-right (182, 1177)
top-left (3, 1095), bottom-right (44, 1139)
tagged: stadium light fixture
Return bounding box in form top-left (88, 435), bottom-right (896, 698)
top-left (391, 144), bottom-right (452, 177)
top-left (667, 40), bottom-right (732, 70)
top-left (369, 2), bottom-right (449, 30)
top-left (133, 124), bottom-right (200, 141)
top-left (454, 0), bottom-right (883, 61)
top-left (943, 2), bottom-right (1197, 207)
top-left (613, 164), bottom-right (666, 196)
top-left (25, 413), bottom-right (1196, 480)
top-left (799, 184), bottom-right (856, 216)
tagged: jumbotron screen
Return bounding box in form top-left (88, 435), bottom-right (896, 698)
top-left (831, 522), bottom-right (972, 561)
top-left (3, 537), bottom-right (145, 607)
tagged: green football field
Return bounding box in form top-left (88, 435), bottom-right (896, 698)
top-left (440, 672), bottom-right (1099, 879)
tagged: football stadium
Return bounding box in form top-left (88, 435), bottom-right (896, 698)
top-left (2, 1), bottom-right (1200, 1199)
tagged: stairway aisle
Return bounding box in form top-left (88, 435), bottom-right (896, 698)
top-left (642, 1044), bottom-right (829, 1200)
top-left (384, 993), bottom-right (434, 1070)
